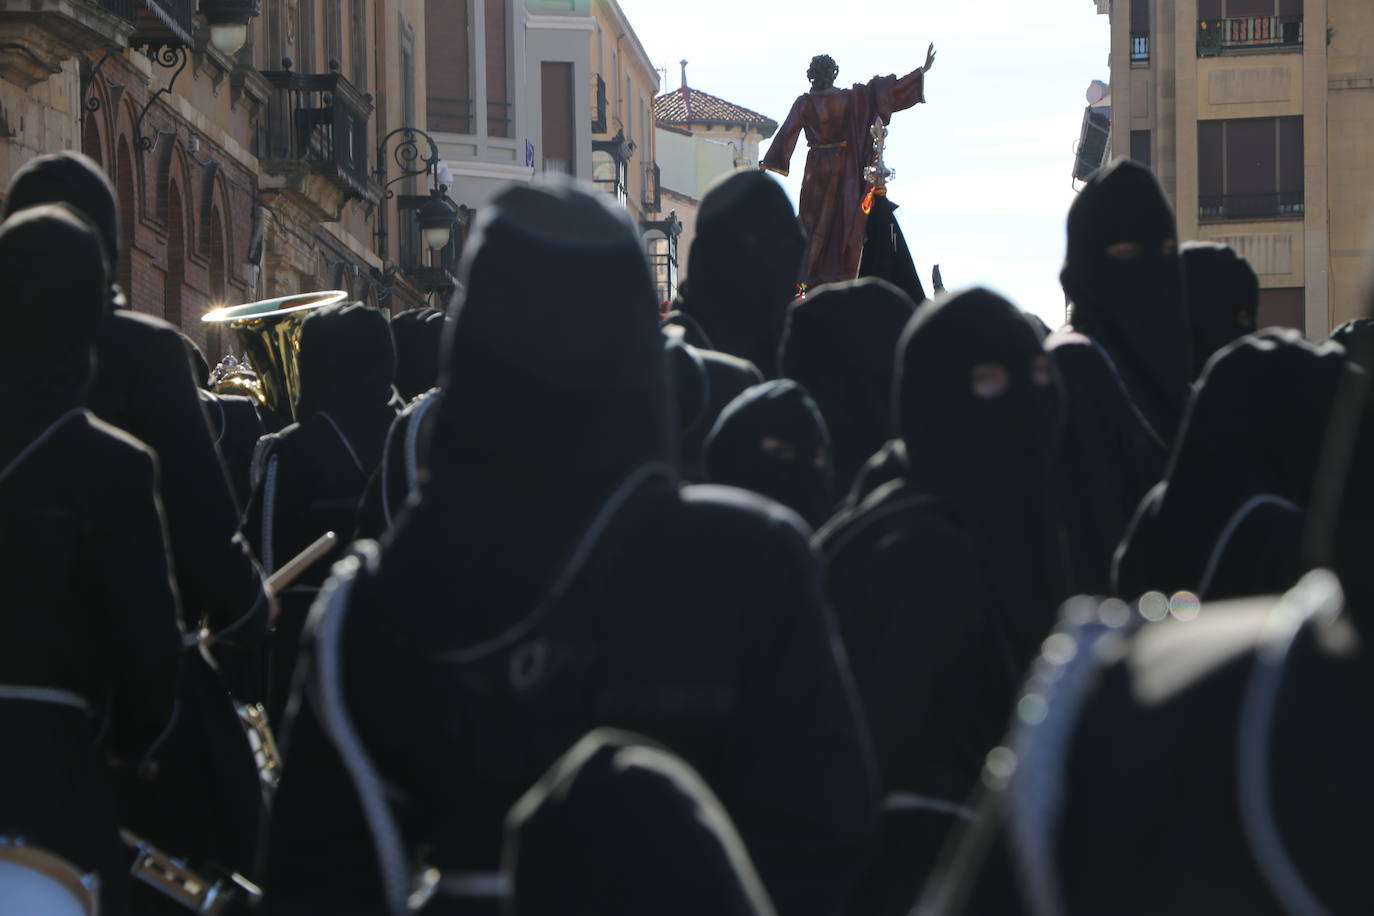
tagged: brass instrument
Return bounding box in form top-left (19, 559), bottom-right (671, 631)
top-left (202, 290), bottom-right (349, 421)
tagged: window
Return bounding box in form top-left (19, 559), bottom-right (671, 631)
top-left (1198, 117), bottom-right (1303, 221)
top-left (485, 0), bottom-right (510, 138)
top-left (1258, 287), bottom-right (1304, 330)
top-left (1198, 0), bottom-right (1303, 56)
top-left (1130, 130), bottom-right (1151, 169)
top-left (593, 150), bottom-right (627, 206)
top-left (541, 62), bottom-right (575, 175)
top-left (427, 0), bottom-right (472, 133)
top-left (398, 21), bottom-right (421, 271)
top-left (1131, 0), bottom-right (1149, 63)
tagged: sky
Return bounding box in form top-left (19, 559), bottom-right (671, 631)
top-left (618, 0), bottom-right (1111, 327)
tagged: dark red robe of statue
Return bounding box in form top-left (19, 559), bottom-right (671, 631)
top-left (762, 68), bottom-right (926, 288)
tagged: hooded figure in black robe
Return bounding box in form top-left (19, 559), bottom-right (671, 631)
top-left (1114, 329), bottom-right (1344, 602)
top-left (1050, 158), bottom-right (1188, 593)
top-left (779, 277), bottom-right (916, 501)
top-left (705, 379), bottom-right (834, 529)
top-left (942, 287), bottom-right (1374, 916)
top-left (858, 195), bottom-right (927, 307)
top-left (0, 152), bottom-right (267, 660)
top-left (0, 204), bottom-right (184, 916)
top-left (244, 301), bottom-right (398, 718)
top-left (816, 288), bottom-right (1069, 914)
top-left (679, 170), bottom-right (805, 377)
top-left (1182, 241), bottom-right (1259, 378)
top-left (503, 729), bottom-right (776, 916)
top-left (264, 180), bottom-right (876, 916)
top-left (390, 307), bottom-right (446, 403)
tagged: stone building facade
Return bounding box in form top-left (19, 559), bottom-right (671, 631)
top-left (1098, 0), bottom-right (1374, 334)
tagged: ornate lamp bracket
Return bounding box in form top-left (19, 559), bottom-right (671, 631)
top-left (133, 45), bottom-right (190, 152)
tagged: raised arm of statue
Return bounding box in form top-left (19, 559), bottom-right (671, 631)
top-left (891, 44), bottom-right (936, 112)
top-left (761, 96), bottom-right (807, 177)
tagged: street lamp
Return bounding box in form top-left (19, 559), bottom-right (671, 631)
top-left (418, 186), bottom-right (458, 252)
top-left (200, 0), bottom-right (261, 56)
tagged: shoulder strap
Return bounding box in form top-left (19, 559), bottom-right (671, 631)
top-left (0, 408), bottom-right (86, 486)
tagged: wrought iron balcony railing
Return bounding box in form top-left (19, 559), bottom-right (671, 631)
top-left (256, 63), bottom-right (377, 204)
top-left (1198, 15), bottom-right (1303, 56)
top-left (643, 162), bottom-right (661, 213)
top-left (428, 95), bottom-right (472, 134)
top-left (94, 0), bottom-right (137, 22)
top-left (1199, 191), bottom-right (1304, 222)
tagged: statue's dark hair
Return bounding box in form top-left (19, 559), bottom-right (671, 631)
top-left (807, 54), bottom-right (839, 89)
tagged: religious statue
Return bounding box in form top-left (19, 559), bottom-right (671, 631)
top-left (761, 44), bottom-right (936, 289)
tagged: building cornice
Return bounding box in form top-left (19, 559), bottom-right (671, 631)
top-left (525, 12), bottom-right (595, 32)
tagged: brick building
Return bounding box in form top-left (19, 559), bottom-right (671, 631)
top-left (1, 0), bottom-right (448, 361)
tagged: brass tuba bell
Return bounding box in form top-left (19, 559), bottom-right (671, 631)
top-left (202, 290), bottom-right (349, 422)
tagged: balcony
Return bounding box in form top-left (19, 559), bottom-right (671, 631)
top-left (1199, 191), bottom-right (1304, 222)
top-left (128, 0), bottom-right (193, 51)
top-left (1198, 16), bottom-right (1302, 57)
top-left (0, 0), bottom-right (135, 87)
top-left (256, 62), bottom-right (378, 216)
top-left (429, 95), bottom-right (473, 134)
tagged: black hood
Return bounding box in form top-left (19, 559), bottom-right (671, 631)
top-left (2, 152), bottom-right (122, 312)
top-left (432, 179), bottom-right (671, 479)
top-left (504, 729), bottom-right (775, 916)
top-left (1182, 241), bottom-right (1258, 378)
top-left (779, 277), bottom-right (915, 499)
top-left (896, 287), bottom-right (1070, 662)
top-left (705, 379), bottom-right (834, 529)
top-left (1330, 317), bottom-right (1374, 349)
top-left (1062, 158), bottom-right (1192, 442)
top-left (1117, 329), bottom-right (1344, 597)
top-left (0, 203), bottom-right (109, 456)
top-left (682, 171), bottom-right (804, 376)
top-left (296, 301), bottom-right (398, 469)
top-left (389, 307), bottom-right (445, 402)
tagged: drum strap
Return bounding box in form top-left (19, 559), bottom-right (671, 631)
top-left (0, 684), bottom-right (89, 712)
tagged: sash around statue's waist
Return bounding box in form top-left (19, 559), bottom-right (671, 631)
top-left (808, 140), bottom-right (848, 149)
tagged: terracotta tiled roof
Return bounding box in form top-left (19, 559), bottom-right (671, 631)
top-left (654, 86), bottom-right (779, 138)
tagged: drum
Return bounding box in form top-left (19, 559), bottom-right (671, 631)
top-left (0, 840), bottom-right (99, 915)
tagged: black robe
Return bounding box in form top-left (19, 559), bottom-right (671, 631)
top-left (816, 289), bottom-right (1070, 915)
top-left (1114, 330), bottom-right (1344, 601)
top-left (935, 299), bottom-right (1374, 916)
top-left (505, 729), bottom-right (776, 915)
top-left (0, 205), bottom-right (183, 916)
top-left (1, 153), bottom-right (268, 652)
top-left (858, 194), bottom-right (926, 308)
top-left (779, 277), bottom-right (915, 501)
top-left (1181, 240), bottom-right (1259, 378)
top-left (265, 182), bottom-right (876, 916)
top-left (244, 301), bottom-right (397, 720)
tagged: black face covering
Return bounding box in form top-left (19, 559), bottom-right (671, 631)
top-left (504, 730), bottom-right (773, 916)
top-left (1181, 241), bottom-right (1258, 378)
top-left (0, 204), bottom-right (109, 458)
top-left (2, 152), bottom-right (122, 311)
top-left (704, 380), bottom-right (834, 529)
top-left (296, 301), bottom-right (398, 467)
top-left (779, 277), bottom-right (915, 500)
top-left (896, 287), bottom-right (1069, 662)
top-left (682, 171), bottom-right (804, 376)
top-left (1062, 158), bottom-right (1191, 442)
top-left (389, 307), bottom-right (445, 402)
